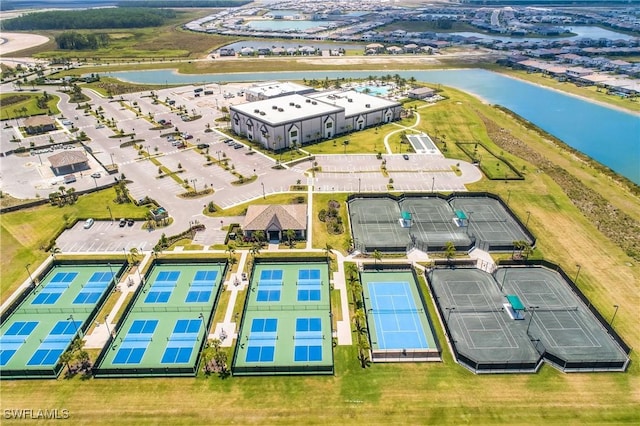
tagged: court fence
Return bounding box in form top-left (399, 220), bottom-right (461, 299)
top-left (497, 259), bottom-right (632, 357)
top-left (371, 348), bottom-right (441, 362)
top-left (232, 364), bottom-right (334, 376)
top-left (93, 260), bottom-right (228, 378)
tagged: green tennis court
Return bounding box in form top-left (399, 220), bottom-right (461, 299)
top-left (94, 262), bottom-right (226, 378)
top-left (233, 261), bottom-right (333, 375)
top-left (0, 262), bottom-right (124, 379)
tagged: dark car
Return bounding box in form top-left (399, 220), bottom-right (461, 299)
top-left (119, 218), bottom-right (126, 227)
top-left (403, 154), bottom-right (409, 160)
top-left (233, 143), bottom-right (243, 149)
top-left (197, 143), bottom-right (210, 149)
top-left (127, 219), bottom-right (135, 227)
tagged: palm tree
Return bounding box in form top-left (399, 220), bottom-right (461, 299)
top-left (324, 243), bottom-right (333, 261)
top-left (225, 243), bottom-right (235, 261)
top-left (254, 230), bottom-right (265, 247)
top-left (59, 349), bottom-right (73, 373)
top-left (373, 249), bottom-right (382, 266)
top-left (444, 241), bottom-right (456, 263)
top-left (128, 247), bottom-right (140, 265)
top-left (352, 308), bottom-right (367, 334)
top-left (284, 229), bottom-right (296, 248)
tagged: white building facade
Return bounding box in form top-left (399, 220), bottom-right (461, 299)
top-left (230, 90), bottom-right (402, 150)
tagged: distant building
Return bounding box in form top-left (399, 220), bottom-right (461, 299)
top-left (243, 204), bottom-right (307, 242)
top-left (408, 87), bottom-right (436, 100)
top-left (23, 116), bottom-right (56, 135)
top-left (48, 150), bottom-right (88, 175)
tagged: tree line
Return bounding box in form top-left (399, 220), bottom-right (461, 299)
top-left (118, 0), bottom-right (250, 6)
top-left (1, 8), bottom-right (176, 30)
top-left (55, 32), bottom-right (110, 50)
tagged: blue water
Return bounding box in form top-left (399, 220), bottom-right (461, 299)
top-left (355, 85), bottom-right (391, 96)
top-left (453, 26), bottom-right (638, 43)
top-left (106, 69), bottom-right (640, 183)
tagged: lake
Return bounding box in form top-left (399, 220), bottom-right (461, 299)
top-left (106, 69), bottom-right (640, 184)
top-left (452, 26), bottom-right (639, 43)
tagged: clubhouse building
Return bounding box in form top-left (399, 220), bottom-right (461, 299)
top-left (230, 86), bottom-right (402, 150)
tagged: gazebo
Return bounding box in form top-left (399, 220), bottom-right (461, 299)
top-left (48, 150), bottom-right (89, 175)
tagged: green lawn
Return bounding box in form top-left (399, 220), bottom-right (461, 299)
top-left (0, 91), bottom-right (61, 119)
top-left (0, 189), bottom-right (148, 303)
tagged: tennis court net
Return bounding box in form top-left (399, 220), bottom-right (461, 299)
top-left (368, 309), bottom-right (424, 314)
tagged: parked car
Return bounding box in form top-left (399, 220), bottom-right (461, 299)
top-left (403, 154), bottom-right (409, 160)
top-left (197, 143), bottom-right (210, 149)
top-left (127, 219), bottom-right (135, 227)
top-left (233, 143), bottom-right (243, 149)
top-left (119, 218), bottom-right (127, 227)
top-left (83, 218), bottom-right (94, 229)
top-left (90, 172), bottom-right (101, 178)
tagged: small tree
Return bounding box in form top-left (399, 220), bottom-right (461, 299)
top-left (444, 241), bottom-right (456, 262)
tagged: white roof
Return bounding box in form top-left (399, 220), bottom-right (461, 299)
top-left (308, 90), bottom-right (399, 118)
top-left (231, 94), bottom-right (342, 125)
top-left (246, 81), bottom-right (311, 99)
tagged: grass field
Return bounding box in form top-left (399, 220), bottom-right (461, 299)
top-left (1, 73), bottom-right (639, 424)
top-left (0, 91), bottom-right (61, 119)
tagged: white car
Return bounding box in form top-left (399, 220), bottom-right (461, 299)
top-left (83, 218), bottom-right (95, 229)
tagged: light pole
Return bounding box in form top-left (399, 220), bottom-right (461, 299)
top-left (446, 307), bottom-right (456, 322)
top-left (358, 177), bottom-right (361, 193)
top-left (104, 315), bottom-right (111, 336)
top-left (261, 182), bottom-right (265, 199)
top-left (198, 313), bottom-right (206, 340)
top-left (25, 263), bottom-right (34, 285)
top-left (67, 314), bottom-right (81, 339)
top-left (107, 262), bottom-right (115, 286)
top-left (191, 178), bottom-right (197, 193)
top-left (507, 190), bottom-right (511, 205)
top-left (525, 211), bottom-right (531, 228)
top-left (610, 304), bottom-right (619, 326)
top-left (526, 306), bottom-right (539, 335)
top-left (431, 176), bottom-right (435, 193)
top-left (574, 264), bottom-right (581, 283)
top-left (106, 205), bottom-right (113, 222)
top-left (500, 267), bottom-right (507, 292)
top-left (92, 176), bottom-right (98, 189)
top-left (110, 152), bottom-right (115, 167)
top-left (216, 150), bottom-right (221, 162)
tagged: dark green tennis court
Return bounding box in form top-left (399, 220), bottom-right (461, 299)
top-left (94, 261), bottom-right (226, 378)
top-left (233, 261), bottom-right (333, 375)
top-left (0, 262), bottom-right (123, 379)
top-left (429, 266), bottom-right (630, 373)
top-left (348, 194), bottom-right (533, 254)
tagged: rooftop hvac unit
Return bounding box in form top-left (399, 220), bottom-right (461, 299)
top-left (311, 101), bottom-right (317, 105)
top-left (348, 98), bottom-right (353, 102)
top-left (254, 109), bottom-right (260, 113)
top-left (278, 108), bottom-right (284, 112)
top-left (260, 111), bottom-right (266, 115)
top-left (306, 99), bottom-right (311, 103)
top-left (272, 105), bottom-right (278, 109)
top-left (366, 104), bottom-right (371, 108)
top-left (289, 102), bottom-right (295, 106)
top-left (295, 104), bottom-right (301, 108)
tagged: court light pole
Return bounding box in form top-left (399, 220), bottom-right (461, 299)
top-left (525, 211), bottom-right (531, 228)
top-left (261, 182), bottom-right (265, 199)
top-left (358, 177), bottom-right (361, 193)
top-left (574, 264), bottom-right (582, 283)
top-left (198, 313), bottom-right (207, 340)
top-left (106, 205), bottom-right (113, 222)
top-left (107, 262), bottom-right (115, 287)
top-left (431, 176), bottom-right (435, 193)
top-left (25, 263), bottom-right (34, 285)
top-left (446, 307), bottom-right (456, 322)
top-left (610, 305), bottom-right (619, 326)
top-left (67, 314), bottom-right (82, 339)
top-left (526, 306), bottom-right (539, 335)
top-left (104, 315), bottom-right (111, 337)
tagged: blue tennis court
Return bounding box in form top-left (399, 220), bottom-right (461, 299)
top-left (297, 269), bottom-right (322, 302)
top-left (0, 321), bottom-right (39, 366)
top-left (245, 318), bottom-right (278, 362)
top-left (257, 269), bottom-right (283, 302)
top-left (294, 317), bottom-right (323, 362)
top-left (185, 270), bottom-right (218, 303)
top-left (26, 320), bottom-right (81, 366)
top-left (368, 282), bottom-right (428, 349)
top-left (73, 271), bottom-right (114, 304)
top-left (31, 272), bottom-right (79, 305)
top-left (145, 270), bottom-right (180, 303)
top-left (161, 319), bottom-right (201, 364)
top-left (113, 319), bottom-right (158, 364)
